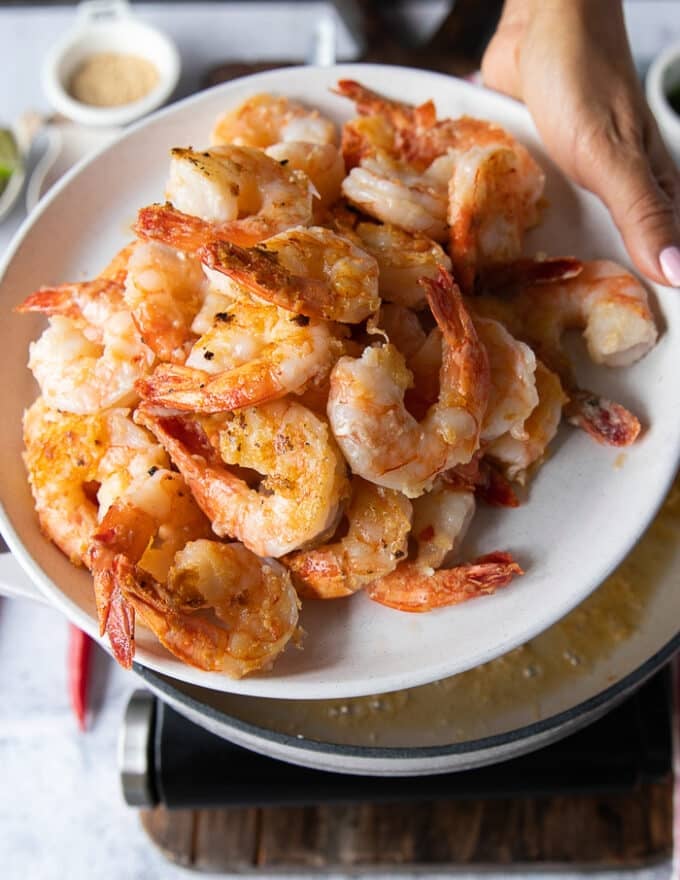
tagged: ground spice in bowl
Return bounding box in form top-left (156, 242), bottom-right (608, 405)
top-left (68, 52), bottom-right (159, 107)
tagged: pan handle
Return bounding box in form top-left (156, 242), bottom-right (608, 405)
top-left (0, 551), bottom-right (48, 604)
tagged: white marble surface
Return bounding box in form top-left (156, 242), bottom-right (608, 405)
top-left (2, 2), bottom-right (680, 878)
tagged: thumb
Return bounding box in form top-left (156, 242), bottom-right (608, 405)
top-left (480, 0), bottom-right (528, 101)
top-left (577, 131), bottom-right (680, 287)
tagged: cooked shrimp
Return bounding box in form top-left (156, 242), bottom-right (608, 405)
top-left (136, 400), bottom-right (349, 557)
top-left (352, 221), bottom-right (452, 309)
top-left (473, 260), bottom-right (655, 445)
top-left (163, 145), bottom-right (314, 239)
top-left (285, 479), bottom-right (412, 599)
top-left (448, 145), bottom-right (545, 292)
top-left (341, 151), bottom-right (454, 242)
top-left (116, 540), bottom-right (299, 677)
top-left (88, 466), bottom-right (213, 668)
top-left (265, 142), bottom-right (345, 218)
top-left (123, 240), bottom-right (207, 364)
top-left (212, 93), bottom-right (337, 148)
top-left (476, 260), bottom-right (658, 373)
top-left (366, 551), bottom-right (523, 612)
top-left (411, 483), bottom-right (476, 570)
top-left (200, 226), bottom-right (380, 323)
top-left (328, 270), bottom-right (490, 497)
top-left (473, 315), bottom-right (538, 444)
top-left (22, 397), bottom-right (110, 565)
top-left (136, 298), bottom-right (343, 412)
top-left (17, 276), bottom-right (126, 333)
top-left (336, 79), bottom-right (543, 179)
top-left (26, 314), bottom-right (153, 415)
top-left (487, 361), bottom-right (567, 482)
top-left (377, 303), bottom-right (427, 359)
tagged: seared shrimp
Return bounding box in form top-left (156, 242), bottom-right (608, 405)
top-left (473, 315), bottom-right (538, 444)
top-left (124, 240), bottom-right (207, 364)
top-left (476, 260), bottom-right (658, 373)
top-left (117, 540), bottom-right (300, 677)
top-left (163, 145), bottom-right (314, 240)
top-left (137, 298), bottom-right (343, 412)
top-left (377, 303), bottom-right (427, 359)
top-left (411, 483), bottom-right (476, 570)
top-left (448, 145), bottom-right (545, 292)
top-left (19, 274), bottom-right (154, 414)
top-left (265, 142), bottom-right (345, 218)
top-left (473, 260), bottom-right (655, 445)
top-left (336, 79), bottom-right (543, 180)
top-left (352, 222), bottom-right (452, 310)
top-left (366, 551), bottom-right (523, 612)
top-left (136, 400), bottom-right (349, 557)
top-left (212, 93), bottom-right (337, 148)
top-left (22, 398), bottom-right (111, 565)
top-left (285, 479), bottom-right (412, 599)
top-left (200, 226), bottom-right (380, 323)
top-left (328, 270), bottom-right (490, 497)
top-left (487, 361), bottom-right (567, 482)
top-left (341, 151), bottom-right (454, 242)
top-left (88, 468), bottom-right (214, 668)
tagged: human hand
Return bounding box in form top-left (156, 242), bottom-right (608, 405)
top-left (481, 0), bottom-right (680, 287)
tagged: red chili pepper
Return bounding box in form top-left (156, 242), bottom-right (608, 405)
top-left (68, 624), bottom-right (93, 731)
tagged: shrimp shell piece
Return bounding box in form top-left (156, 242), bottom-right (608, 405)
top-left (285, 479), bottom-right (412, 599)
top-left (118, 540), bottom-right (300, 678)
top-left (366, 552), bottom-right (523, 612)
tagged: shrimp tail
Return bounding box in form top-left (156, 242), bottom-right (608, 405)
top-left (199, 240), bottom-right (330, 319)
top-left (137, 362), bottom-right (285, 413)
top-left (15, 279), bottom-right (124, 316)
top-left (287, 552), bottom-right (354, 599)
top-left (105, 577), bottom-right (136, 669)
top-left (334, 80), bottom-right (436, 129)
top-left (367, 551), bottom-right (523, 612)
top-left (136, 203), bottom-right (215, 253)
top-left (565, 389), bottom-right (641, 446)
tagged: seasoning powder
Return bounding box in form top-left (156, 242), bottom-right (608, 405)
top-left (68, 52), bottom-right (159, 107)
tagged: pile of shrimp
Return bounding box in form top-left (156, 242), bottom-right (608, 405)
top-left (18, 82), bottom-right (659, 678)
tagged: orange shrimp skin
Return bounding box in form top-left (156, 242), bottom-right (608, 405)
top-left (367, 552), bottom-right (523, 612)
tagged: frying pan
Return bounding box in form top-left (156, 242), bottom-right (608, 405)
top-left (3, 478), bottom-right (678, 775)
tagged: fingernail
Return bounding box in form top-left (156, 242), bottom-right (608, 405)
top-left (660, 246), bottom-right (680, 287)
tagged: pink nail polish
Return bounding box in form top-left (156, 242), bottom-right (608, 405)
top-left (660, 246), bottom-right (680, 287)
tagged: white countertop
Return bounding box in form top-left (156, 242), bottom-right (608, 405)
top-left (2, 3), bottom-right (680, 878)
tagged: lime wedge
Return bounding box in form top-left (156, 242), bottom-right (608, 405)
top-left (0, 129), bottom-right (20, 196)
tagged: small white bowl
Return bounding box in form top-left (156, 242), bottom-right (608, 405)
top-left (41, 0), bottom-right (181, 128)
top-left (646, 40), bottom-right (680, 165)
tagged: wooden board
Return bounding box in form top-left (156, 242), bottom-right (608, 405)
top-left (140, 777), bottom-right (673, 871)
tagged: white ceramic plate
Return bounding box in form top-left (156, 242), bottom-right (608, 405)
top-left (1, 64), bottom-right (679, 700)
